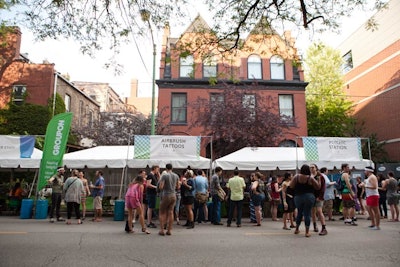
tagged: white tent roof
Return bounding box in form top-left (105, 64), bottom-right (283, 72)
top-left (63, 146), bottom-right (211, 169)
top-left (0, 148), bottom-right (42, 168)
top-left (214, 147), bottom-right (373, 171)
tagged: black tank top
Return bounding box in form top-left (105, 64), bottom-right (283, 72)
top-left (294, 175), bottom-right (314, 195)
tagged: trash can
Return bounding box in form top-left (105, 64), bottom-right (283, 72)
top-left (35, 199), bottom-right (48, 219)
top-left (113, 200), bottom-right (125, 221)
top-left (20, 199), bottom-right (33, 219)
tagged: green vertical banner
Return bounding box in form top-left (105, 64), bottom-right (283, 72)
top-left (37, 113), bottom-right (73, 191)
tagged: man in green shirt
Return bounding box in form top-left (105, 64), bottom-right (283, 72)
top-left (226, 169), bottom-right (246, 227)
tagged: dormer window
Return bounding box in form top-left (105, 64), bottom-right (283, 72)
top-left (270, 55), bottom-right (285, 79)
top-left (247, 55), bottom-right (262, 79)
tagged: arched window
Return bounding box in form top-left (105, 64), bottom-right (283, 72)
top-left (247, 54), bottom-right (262, 79)
top-left (270, 55), bottom-right (285, 79)
top-left (180, 55), bottom-right (194, 78)
top-left (203, 56), bottom-right (217, 78)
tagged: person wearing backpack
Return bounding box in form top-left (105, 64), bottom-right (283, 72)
top-left (340, 163), bottom-right (357, 226)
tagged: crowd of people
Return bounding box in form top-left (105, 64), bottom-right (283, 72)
top-left (44, 162), bottom-right (400, 237)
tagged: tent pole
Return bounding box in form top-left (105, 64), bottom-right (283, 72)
top-left (29, 169), bottom-right (38, 199)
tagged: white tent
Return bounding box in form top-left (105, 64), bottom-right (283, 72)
top-left (63, 145), bottom-right (211, 169)
top-left (214, 147), bottom-right (373, 171)
top-left (0, 148), bottom-right (42, 168)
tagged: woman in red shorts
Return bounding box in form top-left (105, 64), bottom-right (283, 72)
top-left (363, 166), bottom-right (380, 230)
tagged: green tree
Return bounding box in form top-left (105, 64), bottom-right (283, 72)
top-left (304, 43), bottom-right (354, 137)
top-left (0, 1), bottom-right (387, 68)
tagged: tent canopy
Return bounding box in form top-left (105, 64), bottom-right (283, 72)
top-left (63, 145), bottom-right (211, 169)
top-left (214, 147), bottom-right (373, 171)
top-left (0, 148), bottom-right (42, 168)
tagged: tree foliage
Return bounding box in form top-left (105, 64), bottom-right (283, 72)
top-left (72, 111), bottom-right (152, 146)
top-left (0, 102), bottom-right (50, 135)
top-left (0, 0), bottom-right (387, 69)
top-left (304, 42), bottom-right (354, 137)
top-left (188, 83), bottom-right (292, 158)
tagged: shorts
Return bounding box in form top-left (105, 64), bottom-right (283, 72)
top-left (147, 193), bottom-right (157, 209)
top-left (342, 194), bottom-right (355, 208)
top-left (94, 196), bottom-right (103, 210)
top-left (314, 200), bottom-right (324, 208)
top-left (323, 199), bottom-right (333, 211)
top-left (125, 196), bottom-right (141, 209)
top-left (159, 195), bottom-right (176, 213)
top-left (182, 196), bottom-right (194, 205)
top-left (366, 195), bottom-right (379, 207)
top-left (387, 196), bottom-right (399, 205)
top-left (251, 193), bottom-right (265, 207)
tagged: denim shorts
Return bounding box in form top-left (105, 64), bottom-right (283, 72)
top-left (251, 193), bottom-right (265, 206)
top-left (147, 194), bottom-right (157, 209)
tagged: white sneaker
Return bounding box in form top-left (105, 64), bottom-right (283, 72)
top-left (371, 226), bottom-right (380, 230)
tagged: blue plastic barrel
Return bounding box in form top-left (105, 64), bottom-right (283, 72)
top-left (113, 200), bottom-right (125, 221)
top-left (35, 199), bottom-right (48, 219)
top-left (20, 199), bottom-right (33, 219)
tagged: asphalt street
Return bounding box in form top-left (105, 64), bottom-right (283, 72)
top-left (0, 214), bottom-right (399, 267)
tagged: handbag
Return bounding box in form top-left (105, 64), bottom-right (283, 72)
top-left (195, 192), bottom-right (208, 204)
top-left (217, 188), bottom-right (226, 201)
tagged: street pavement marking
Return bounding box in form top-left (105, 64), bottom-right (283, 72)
top-left (245, 232), bottom-right (293, 236)
top-left (0, 231), bottom-right (28, 235)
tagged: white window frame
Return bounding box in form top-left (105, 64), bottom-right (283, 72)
top-left (270, 55), bottom-right (285, 80)
top-left (65, 94), bottom-right (71, 112)
top-left (12, 85), bottom-right (26, 104)
top-left (279, 94), bottom-right (294, 122)
top-left (203, 56), bottom-right (217, 78)
top-left (247, 54), bottom-right (262, 79)
top-left (171, 93), bottom-right (187, 123)
top-left (180, 55), bottom-right (194, 78)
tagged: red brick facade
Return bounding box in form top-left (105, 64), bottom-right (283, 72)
top-left (156, 17), bottom-right (308, 157)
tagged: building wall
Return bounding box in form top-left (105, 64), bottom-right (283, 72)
top-left (337, 0), bottom-right (400, 161)
top-left (157, 17), bottom-right (308, 157)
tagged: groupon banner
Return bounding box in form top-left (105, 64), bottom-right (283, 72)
top-left (303, 137), bottom-right (362, 161)
top-left (37, 113), bottom-right (73, 191)
top-left (0, 135), bottom-right (35, 158)
top-left (134, 135), bottom-right (201, 159)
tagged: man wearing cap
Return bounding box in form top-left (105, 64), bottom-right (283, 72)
top-left (364, 166), bottom-right (380, 230)
top-left (48, 167), bottom-right (65, 222)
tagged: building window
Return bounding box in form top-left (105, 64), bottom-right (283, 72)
top-left (203, 55), bottom-right (217, 78)
top-left (279, 94), bottom-right (294, 122)
top-left (88, 110), bottom-right (93, 127)
top-left (243, 94), bottom-right (256, 120)
top-left (342, 51), bottom-right (353, 73)
top-left (247, 54), bottom-right (262, 79)
top-left (270, 55), bottom-right (285, 79)
top-left (12, 85), bottom-right (26, 105)
top-left (279, 140), bottom-right (296, 147)
top-left (171, 93), bottom-right (187, 124)
top-left (79, 101), bottom-right (84, 126)
top-left (210, 93), bottom-right (224, 121)
top-left (65, 94), bottom-right (71, 112)
top-left (180, 55), bottom-right (194, 78)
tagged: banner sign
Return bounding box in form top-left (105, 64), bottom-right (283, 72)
top-left (0, 135), bottom-right (35, 158)
top-left (303, 137), bottom-right (362, 161)
top-left (134, 135), bottom-right (201, 159)
top-left (38, 113), bottom-right (73, 191)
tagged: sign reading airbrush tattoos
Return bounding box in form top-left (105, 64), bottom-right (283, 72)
top-left (134, 135), bottom-right (201, 159)
top-left (303, 137), bottom-right (362, 161)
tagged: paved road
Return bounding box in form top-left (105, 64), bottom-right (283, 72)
top-left (0, 214), bottom-right (399, 267)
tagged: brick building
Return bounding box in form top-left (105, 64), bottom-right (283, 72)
top-left (337, 0), bottom-right (400, 161)
top-left (0, 28), bottom-right (100, 140)
top-left (156, 16), bottom-right (308, 158)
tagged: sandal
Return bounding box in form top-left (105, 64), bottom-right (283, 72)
top-left (127, 229), bottom-right (134, 233)
top-left (142, 228), bottom-right (150, 234)
top-left (158, 231), bottom-right (165, 236)
top-left (294, 229), bottom-right (300, 234)
top-left (282, 227), bottom-right (291, 230)
top-left (305, 233), bottom-right (311, 238)
top-left (166, 231), bottom-right (171, 236)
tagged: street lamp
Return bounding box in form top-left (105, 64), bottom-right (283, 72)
top-left (140, 9), bottom-right (156, 135)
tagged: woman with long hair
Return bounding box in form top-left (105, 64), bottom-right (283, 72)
top-left (181, 169), bottom-right (196, 229)
top-left (251, 172), bottom-right (266, 226)
top-left (78, 171), bottom-right (90, 220)
top-left (289, 164), bottom-right (320, 237)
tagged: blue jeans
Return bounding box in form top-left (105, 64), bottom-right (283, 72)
top-left (227, 199), bottom-right (243, 226)
top-left (211, 194), bottom-right (221, 223)
top-left (294, 193), bottom-right (315, 228)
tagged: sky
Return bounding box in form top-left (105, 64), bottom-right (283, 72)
top-left (3, 2), bottom-right (376, 99)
